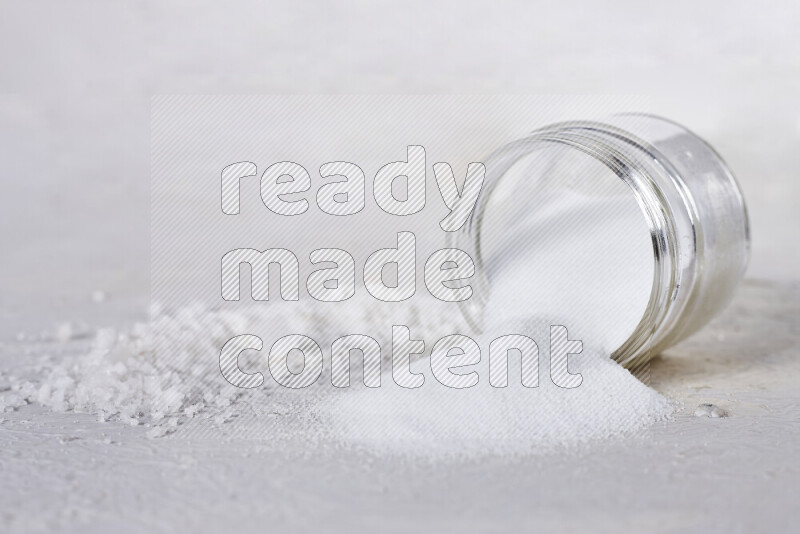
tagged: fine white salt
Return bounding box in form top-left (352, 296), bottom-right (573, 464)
top-left (317, 292), bottom-right (675, 457)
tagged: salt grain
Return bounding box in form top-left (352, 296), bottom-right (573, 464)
top-left (694, 403), bottom-right (728, 418)
top-left (55, 322), bottom-right (74, 343)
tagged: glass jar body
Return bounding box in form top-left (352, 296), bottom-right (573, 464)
top-left (450, 114), bottom-right (750, 369)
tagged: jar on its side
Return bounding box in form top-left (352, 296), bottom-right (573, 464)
top-left (450, 114), bottom-right (750, 369)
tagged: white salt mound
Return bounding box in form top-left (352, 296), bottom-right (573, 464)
top-left (321, 359), bottom-right (672, 456)
top-left (316, 317), bottom-right (674, 457)
top-left (316, 189), bottom-right (675, 456)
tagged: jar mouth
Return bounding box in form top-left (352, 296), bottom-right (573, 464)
top-left (449, 115), bottom-right (730, 370)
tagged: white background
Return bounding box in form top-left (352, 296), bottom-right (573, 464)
top-left (1, 1), bottom-right (798, 328)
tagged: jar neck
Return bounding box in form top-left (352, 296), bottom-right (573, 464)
top-left (526, 123), bottom-right (690, 368)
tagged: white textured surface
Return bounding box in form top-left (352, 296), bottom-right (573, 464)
top-left (1, 282), bottom-right (798, 532)
top-left (1, 1), bottom-right (799, 532)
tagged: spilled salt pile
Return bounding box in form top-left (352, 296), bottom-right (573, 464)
top-left (315, 311), bottom-right (674, 458)
top-left (320, 351), bottom-right (672, 456)
top-left (315, 177), bottom-right (676, 457)
top-left (3, 173), bottom-right (677, 452)
top-left (2, 190), bottom-right (676, 453)
top-left (1, 297), bottom-right (464, 437)
top-left (3, 293), bottom-right (674, 451)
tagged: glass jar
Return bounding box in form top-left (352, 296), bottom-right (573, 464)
top-left (449, 114), bottom-right (750, 370)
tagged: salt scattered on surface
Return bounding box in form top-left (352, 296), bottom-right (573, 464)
top-left (1, 297), bottom-right (464, 436)
top-left (694, 403), bottom-right (728, 418)
top-left (4, 288), bottom-right (674, 454)
top-left (0, 392), bottom-right (26, 412)
top-left (54, 322), bottom-right (74, 343)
